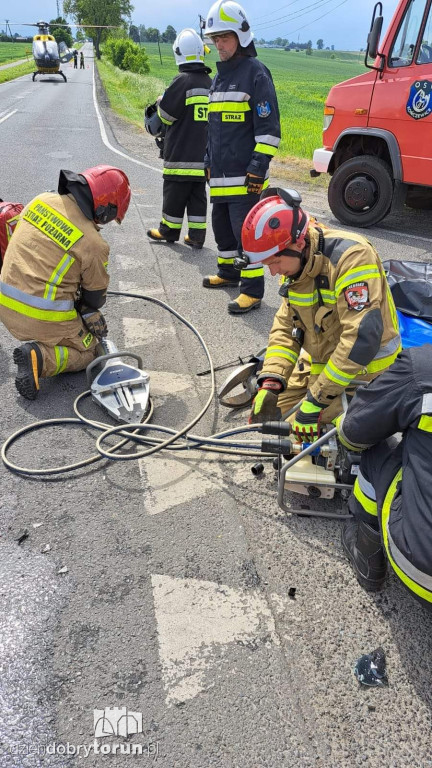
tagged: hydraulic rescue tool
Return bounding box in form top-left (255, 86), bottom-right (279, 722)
top-left (87, 339), bottom-right (150, 424)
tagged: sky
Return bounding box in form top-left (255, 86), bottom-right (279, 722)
top-left (6, 0), bottom-right (401, 51)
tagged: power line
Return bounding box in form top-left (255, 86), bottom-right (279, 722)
top-left (283, 0), bottom-right (351, 37)
top-left (251, 0), bottom-right (304, 23)
top-left (253, 0), bottom-right (338, 30)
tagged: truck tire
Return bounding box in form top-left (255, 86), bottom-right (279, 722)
top-left (328, 155), bottom-right (393, 227)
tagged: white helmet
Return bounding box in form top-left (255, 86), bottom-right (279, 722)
top-left (173, 28), bottom-right (204, 65)
top-left (205, 0), bottom-right (253, 47)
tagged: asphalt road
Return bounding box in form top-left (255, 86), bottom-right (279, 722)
top-left (1, 44), bottom-right (432, 768)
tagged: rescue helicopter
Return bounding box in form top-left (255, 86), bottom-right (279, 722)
top-left (10, 20), bottom-right (121, 82)
top-left (18, 20), bottom-right (75, 82)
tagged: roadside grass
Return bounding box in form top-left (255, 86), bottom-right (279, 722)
top-left (98, 41), bottom-right (366, 164)
top-left (0, 60), bottom-right (34, 84)
top-left (0, 42), bottom-right (32, 65)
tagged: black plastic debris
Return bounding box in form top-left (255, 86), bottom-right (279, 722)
top-left (288, 587), bottom-right (296, 599)
top-left (15, 529), bottom-right (29, 545)
top-left (251, 462), bottom-right (264, 476)
top-left (354, 647), bottom-right (388, 687)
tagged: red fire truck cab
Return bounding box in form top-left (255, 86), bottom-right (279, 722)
top-left (312, 0), bottom-right (432, 227)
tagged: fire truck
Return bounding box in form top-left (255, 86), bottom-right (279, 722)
top-left (312, 0), bottom-right (432, 227)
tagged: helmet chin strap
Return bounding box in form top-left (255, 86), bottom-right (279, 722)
top-left (281, 244), bottom-right (307, 281)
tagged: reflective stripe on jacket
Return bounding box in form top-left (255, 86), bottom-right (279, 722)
top-left (158, 64), bottom-right (212, 182)
top-left (261, 225), bottom-right (400, 405)
top-left (205, 55), bottom-right (280, 203)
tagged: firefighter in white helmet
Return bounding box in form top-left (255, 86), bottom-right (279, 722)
top-left (202, 0), bottom-right (281, 314)
top-left (147, 29), bottom-right (212, 249)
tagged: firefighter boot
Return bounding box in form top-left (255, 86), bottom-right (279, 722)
top-left (147, 229), bottom-right (178, 243)
top-left (202, 275), bottom-right (239, 288)
top-left (13, 342), bottom-right (43, 400)
top-left (342, 518), bottom-right (387, 592)
top-left (184, 235), bottom-right (203, 250)
top-left (228, 294), bottom-right (262, 314)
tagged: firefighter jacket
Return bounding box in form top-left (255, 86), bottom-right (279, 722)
top-left (205, 54), bottom-right (281, 203)
top-left (158, 63), bottom-right (212, 182)
top-left (0, 191), bottom-right (109, 330)
top-left (259, 224), bottom-right (401, 405)
top-left (339, 345), bottom-right (432, 600)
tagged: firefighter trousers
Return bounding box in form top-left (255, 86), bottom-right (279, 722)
top-left (212, 198), bottom-right (264, 299)
top-left (348, 438), bottom-right (432, 609)
top-left (0, 304), bottom-right (99, 377)
top-left (159, 179), bottom-right (207, 245)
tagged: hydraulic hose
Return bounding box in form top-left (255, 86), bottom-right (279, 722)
top-left (1, 290), bottom-right (272, 476)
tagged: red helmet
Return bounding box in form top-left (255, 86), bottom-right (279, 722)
top-left (81, 165), bottom-right (131, 224)
top-left (242, 189), bottom-right (309, 263)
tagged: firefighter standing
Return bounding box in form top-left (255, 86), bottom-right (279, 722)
top-left (147, 29), bottom-right (212, 250)
top-left (242, 189), bottom-right (401, 433)
top-left (202, 0), bottom-right (281, 314)
top-left (0, 165), bottom-right (131, 400)
top-left (336, 344), bottom-right (432, 608)
top-left (73, 49), bottom-right (78, 68)
top-left (80, 51), bottom-right (85, 69)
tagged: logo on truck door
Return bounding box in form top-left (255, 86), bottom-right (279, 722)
top-left (406, 80), bottom-right (432, 119)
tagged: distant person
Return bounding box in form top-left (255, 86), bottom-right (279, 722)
top-left (80, 51), bottom-right (85, 69)
top-left (0, 166), bottom-right (131, 400)
top-left (202, 0), bottom-right (281, 314)
top-left (147, 29), bottom-right (212, 250)
top-left (73, 49), bottom-right (78, 69)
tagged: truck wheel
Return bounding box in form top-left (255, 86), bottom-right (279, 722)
top-left (328, 155), bottom-right (393, 227)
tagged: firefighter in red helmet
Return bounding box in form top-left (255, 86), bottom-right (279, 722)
top-left (0, 165), bottom-right (131, 400)
top-left (241, 188), bottom-right (401, 437)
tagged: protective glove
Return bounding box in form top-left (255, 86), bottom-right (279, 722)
top-left (245, 173), bottom-right (265, 195)
top-left (205, 167), bottom-right (211, 184)
top-left (291, 398), bottom-right (327, 443)
top-left (81, 310), bottom-right (108, 339)
top-left (249, 378), bottom-right (283, 424)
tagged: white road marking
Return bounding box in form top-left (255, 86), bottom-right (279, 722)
top-left (92, 66), bottom-right (162, 174)
top-left (152, 574), bottom-right (278, 704)
top-left (0, 110), bottom-right (17, 125)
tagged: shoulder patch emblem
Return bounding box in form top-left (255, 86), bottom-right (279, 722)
top-left (344, 282), bottom-right (370, 311)
top-left (256, 100), bottom-right (271, 118)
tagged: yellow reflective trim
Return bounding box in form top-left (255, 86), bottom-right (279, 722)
top-left (159, 114), bottom-right (173, 126)
top-left (189, 221), bottom-right (207, 229)
top-left (23, 200), bottom-right (83, 252)
top-left (254, 142), bottom-right (277, 156)
top-left (241, 267), bottom-right (264, 278)
top-left (381, 469), bottom-right (432, 603)
top-left (44, 252), bottom-right (75, 300)
top-left (324, 359), bottom-right (356, 386)
top-left (386, 285), bottom-right (399, 332)
top-left (288, 290), bottom-right (318, 306)
top-left (335, 266), bottom-right (380, 297)
top-left (366, 345), bottom-right (401, 374)
top-left (218, 257), bottom-right (235, 264)
top-left (265, 346), bottom-right (298, 365)
top-left (209, 102), bottom-right (251, 112)
top-left (211, 179), bottom-right (269, 197)
top-left (185, 96), bottom-right (209, 105)
top-left (418, 414), bottom-right (432, 432)
top-left (54, 345), bottom-right (69, 375)
top-left (163, 168), bottom-right (205, 177)
top-left (220, 6), bottom-right (237, 22)
top-left (353, 477), bottom-right (378, 516)
top-left (162, 217), bottom-right (182, 229)
top-left (0, 293), bottom-right (77, 322)
top-left (310, 363), bottom-right (325, 375)
top-left (185, 54), bottom-right (204, 61)
top-left (103, 261), bottom-right (108, 270)
top-left (320, 289), bottom-right (336, 304)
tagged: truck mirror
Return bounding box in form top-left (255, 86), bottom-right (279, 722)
top-left (367, 15), bottom-right (383, 59)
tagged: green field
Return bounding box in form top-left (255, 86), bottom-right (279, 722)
top-left (142, 42), bottom-right (366, 159)
top-left (0, 42), bottom-right (32, 65)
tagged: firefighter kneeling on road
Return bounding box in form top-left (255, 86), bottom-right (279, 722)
top-left (0, 165), bottom-right (131, 400)
top-left (243, 188), bottom-right (401, 435)
top-left (335, 344), bottom-right (432, 608)
top-left (147, 29), bottom-right (212, 249)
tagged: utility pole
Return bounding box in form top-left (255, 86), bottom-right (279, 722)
top-left (157, 30), bottom-right (162, 65)
top-left (199, 15), bottom-right (205, 40)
